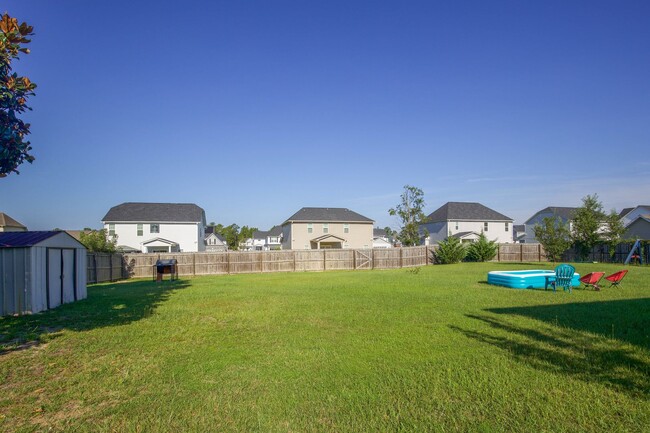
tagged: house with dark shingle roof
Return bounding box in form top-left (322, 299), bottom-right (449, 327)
top-left (420, 202), bottom-right (514, 244)
top-left (281, 207), bottom-right (374, 250)
top-left (243, 225), bottom-right (284, 251)
top-left (619, 205), bottom-right (650, 227)
top-left (102, 202), bottom-right (206, 253)
top-left (522, 206), bottom-right (578, 243)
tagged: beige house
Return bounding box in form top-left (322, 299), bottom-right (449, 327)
top-left (0, 213), bottom-right (27, 232)
top-left (281, 207), bottom-right (374, 250)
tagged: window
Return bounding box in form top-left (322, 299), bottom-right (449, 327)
top-left (455, 222), bottom-right (458, 230)
top-left (137, 224), bottom-right (143, 236)
top-left (505, 222), bottom-right (509, 232)
top-left (307, 223), bottom-right (313, 234)
top-left (344, 224), bottom-right (349, 234)
top-left (323, 224), bottom-right (329, 234)
top-left (484, 222), bottom-right (488, 232)
top-left (108, 224), bottom-right (115, 236)
top-left (150, 224), bottom-right (159, 233)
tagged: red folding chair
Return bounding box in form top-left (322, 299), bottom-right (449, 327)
top-left (579, 272), bottom-right (605, 291)
top-left (605, 270), bottom-right (628, 287)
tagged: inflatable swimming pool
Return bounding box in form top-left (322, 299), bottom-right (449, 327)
top-left (487, 269), bottom-right (581, 289)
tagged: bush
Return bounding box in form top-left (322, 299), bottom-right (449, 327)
top-left (434, 236), bottom-right (467, 264)
top-left (466, 233), bottom-right (498, 262)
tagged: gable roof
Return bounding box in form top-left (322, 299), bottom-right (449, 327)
top-left (283, 207), bottom-right (374, 224)
top-left (102, 202), bottom-right (205, 223)
top-left (373, 228), bottom-right (387, 237)
top-left (620, 205), bottom-right (650, 219)
top-left (524, 206), bottom-right (577, 224)
top-left (0, 231), bottom-right (67, 248)
top-left (204, 232), bottom-right (226, 242)
top-left (425, 202), bottom-right (512, 223)
top-left (0, 212), bottom-right (26, 229)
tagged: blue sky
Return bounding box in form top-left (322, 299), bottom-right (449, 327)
top-left (1, 0), bottom-right (649, 231)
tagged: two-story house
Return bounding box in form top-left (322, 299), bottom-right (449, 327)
top-left (204, 226), bottom-right (228, 252)
top-left (102, 202), bottom-right (206, 253)
top-left (281, 207), bottom-right (374, 250)
top-left (620, 205), bottom-right (650, 240)
top-left (522, 207), bottom-right (577, 243)
top-left (245, 226), bottom-right (283, 251)
top-left (420, 202), bottom-right (514, 244)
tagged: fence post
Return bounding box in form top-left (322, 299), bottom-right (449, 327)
top-left (400, 248), bottom-right (403, 268)
top-left (109, 254), bottom-right (113, 281)
top-left (227, 252), bottom-right (231, 274)
top-left (193, 253), bottom-right (196, 276)
top-left (497, 245), bottom-right (501, 262)
top-left (372, 249), bottom-right (375, 270)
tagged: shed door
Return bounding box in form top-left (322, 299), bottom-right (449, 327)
top-left (48, 249), bottom-right (63, 308)
top-left (62, 249), bottom-right (76, 303)
top-left (47, 248), bottom-right (77, 308)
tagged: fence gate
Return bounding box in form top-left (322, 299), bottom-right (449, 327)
top-left (355, 249), bottom-right (373, 270)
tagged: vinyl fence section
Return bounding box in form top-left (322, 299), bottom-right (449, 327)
top-left (86, 253), bottom-right (124, 283)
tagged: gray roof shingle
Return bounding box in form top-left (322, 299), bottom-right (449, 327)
top-left (102, 202), bottom-right (205, 223)
top-left (0, 231), bottom-right (61, 247)
top-left (283, 207), bottom-right (374, 224)
top-left (426, 202), bottom-right (512, 223)
top-left (524, 206), bottom-right (578, 224)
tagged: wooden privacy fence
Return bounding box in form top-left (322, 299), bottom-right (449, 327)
top-left (87, 253), bottom-right (124, 283)
top-left (496, 244), bottom-right (546, 262)
top-left (122, 247), bottom-right (433, 278)
top-left (119, 244), bottom-right (547, 279)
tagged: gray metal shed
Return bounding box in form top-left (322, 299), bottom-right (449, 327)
top-left (0, 231), bottom-right (87, 316)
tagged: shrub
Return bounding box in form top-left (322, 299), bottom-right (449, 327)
top-left (466, 233), bottom-right (498, 262)
top-left (434, 236), bottom-right (467, 264)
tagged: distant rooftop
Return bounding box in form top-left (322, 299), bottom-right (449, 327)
top-left (103, 202), bottom-right (205, 223)
top-left (283, 207), bottom-right (374, 224)
top-left (425, 202), bottom-right (512, 223)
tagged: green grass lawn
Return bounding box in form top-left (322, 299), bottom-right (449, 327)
top-left (1, 262), bottom-right (649, 432)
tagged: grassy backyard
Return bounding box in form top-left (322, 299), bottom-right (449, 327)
top-left (1, 262), bottom-right (649, 432)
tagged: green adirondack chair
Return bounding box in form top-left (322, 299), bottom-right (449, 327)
top-left (550, 264), bottom-right (576, 293)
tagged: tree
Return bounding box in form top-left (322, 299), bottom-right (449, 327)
top-left (388, 185), bottom-right (427, 247)
top-left (80, 229), bottom-right (117, 253)
top-left (572, 194), bottom-right (606, 260)
top-left (533, 216), bottom-right (572, 262)
top-left (434, 236), bottom-right (467, 264)
top-left (602, 209), bottom-right (627, 260)
top-left (466, 232), bottom-right (498, 262)
top-left (1, 13), bottom-right (37, 177)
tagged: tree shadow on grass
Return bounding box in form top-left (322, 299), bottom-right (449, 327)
top-left (450, 312), bottom-right (650, 399)
top-left (0, 279), bottom-right (189, 356)
top-left (488, 299), bottom-right (650, 349)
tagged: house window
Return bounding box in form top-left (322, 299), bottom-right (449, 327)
top-left (344, 224), bottom-right (349, 234)
top-left (484, 222), bottom-right (488, 232)
top-left (455, 222), bottom-right (458, 230)
top-left (137, 224), bottom-right (143, 236)
top-left (307, 223), bottom-right (313, 234)
top-left (505, 222), bottom-right (509, 232)
top-left (323, 224), bottom-right (329, 234)
top-left (108, 224), bottom-right (115, 236)
top-left (150, 224), bottom-right (159, 233)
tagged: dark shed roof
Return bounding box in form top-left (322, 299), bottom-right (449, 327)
top-left (0, 231), bottom-right (60, 248)
top-left (102, 202), bottom-right (205, 223)
top-left (283, 208), bottom-right (374, 224)
top-left (426, 202), bottom-right (512, 223)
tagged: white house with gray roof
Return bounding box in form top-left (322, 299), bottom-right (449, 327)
top-left (420, 202), bottom-right (514, 244)
top-left (522, 206), bottom-right (577, 243)
top-left (102, 202), bottom-right (206, 253)
top-left (281, 207), bottom-right (374, 250)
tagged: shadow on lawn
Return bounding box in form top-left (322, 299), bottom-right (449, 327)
top-left (451, 309), bottom-right (650, 398)
top-left (0, 279), bottom-right (189, 356)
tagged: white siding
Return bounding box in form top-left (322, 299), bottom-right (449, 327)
top-left (105, 222), bottom-right (204, 252)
